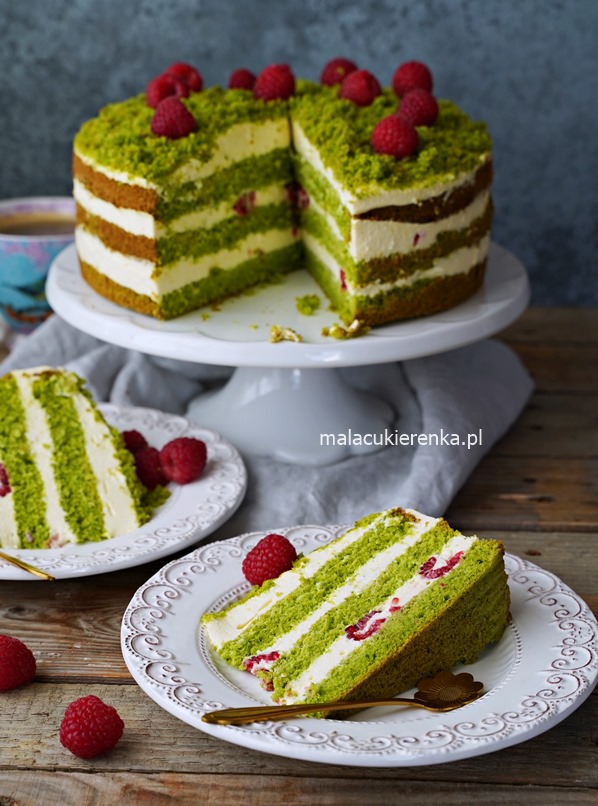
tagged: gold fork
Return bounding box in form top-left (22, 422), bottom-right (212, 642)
top-left (0, 550), bottom-right (55, 581)
top-left (202, 670), bottom-right (483, 725)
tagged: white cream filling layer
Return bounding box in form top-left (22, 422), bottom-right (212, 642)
top-left (71, 394), bottom-right (142, 536)
top-left (76, 227), bottom-right (296, 299)
top-left (303, 232), bottom-right (490, 296)
top-left (76, 116), bottom-right (291, 190)
top-left (74, 179), bottom-right (289, 239)
top-left (348, 190), bottom-right (490, 262)
top-left (256, 513), bottom-right (440, 659)
top-left (281, 534), bottom-right (476, 703)
top-left (292, 121), bottom-right (489, 215)
top-left (13, 370), bottom-right (79, 546)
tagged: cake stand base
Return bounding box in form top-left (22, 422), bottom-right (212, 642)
top-left (186, 366), bottom-right (395, 465)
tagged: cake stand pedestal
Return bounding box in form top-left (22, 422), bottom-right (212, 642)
top-left (47, 242), bottom-right (529, 466)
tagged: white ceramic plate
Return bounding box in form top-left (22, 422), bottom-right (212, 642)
top-left (0, 405), bottom-right (246, 580)
top-left (47, 242), bottom-right (530, 368)
top-left (121, 525), bottom-right (598, 767)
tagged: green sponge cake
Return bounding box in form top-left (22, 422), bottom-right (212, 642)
top-left (202, 508), bottom-right (509, 711)
top-left (73, 59), bottom-right (492, 328)
top-left (0, 367), bottom-right (156, 549)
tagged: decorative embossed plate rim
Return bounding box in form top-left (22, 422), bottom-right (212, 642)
top-left (0, 404), bottom-right (247, 580)
top-left (121, 526), bottom-right (598, 766)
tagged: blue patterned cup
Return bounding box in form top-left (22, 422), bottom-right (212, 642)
top-left (0, 197), bottom-right (75, 333)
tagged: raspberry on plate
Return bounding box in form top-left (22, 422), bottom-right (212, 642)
top-left (134, 446), bottom-right (168, 490)
top-left (165, 62), bottom-right (203, 92)
top-left (160, 437), bottom-right (207, 484)
top-left (151, 97), bottom-right (196, 139)
top-left (253, 64), bottom-right (296, 101)
top-left (60, 695), bottom-right (124, 759)
top-left (242, 533), bottom-right (298, 586)
top-left (320, 57), bottom-right (358, 86)
top-left (338, 69), bottom-right (381, 106)
top-left (0, 634), bottom-right (36, 691)
top-left (121, 429), bottom-right (148, 455)
top-left (397, 89), bottom-right (439, 126)
top-left (229, 68), bottom-right (256, 90)
top-left (146, 73), bottom-right (189, 109)
top-left (392, 60), bottom-right (433, 97)
top-left (371, 114), bottom-right (419, 159)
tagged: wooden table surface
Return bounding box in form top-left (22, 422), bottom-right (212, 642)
top-left (0, 307), bottom-right (597, 805)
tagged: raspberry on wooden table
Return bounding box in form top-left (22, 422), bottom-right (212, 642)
top-left (371, 114), bottom-right (419, 159)
top-left (134, 446), bottom-right (168, 489)
top-left (0, 634), bottom-right (36, 691)
top-left (242, 533), bottom-right (298, 586)
top-left (160, 437), bottom-right (207, 484)
top-left (60, 695), bottom-right (124, 759)
top-left (229, 68), bottom-right (256, 90)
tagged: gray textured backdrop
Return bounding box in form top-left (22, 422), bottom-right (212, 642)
top-left (2, 0), bottom-right (596, 304)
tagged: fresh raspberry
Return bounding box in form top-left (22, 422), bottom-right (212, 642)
top-left (371, 114), bottom-right (419, 159)
top-left (397, 89), bottom-right (439, 126)
top-left (392, 60), bottom-right (433, 97)
top-left (165, 62), bottom-right (203, 92)
top-left (121, 430), bottom-right (148, 455)
top-left (151, 97), bottom-right (196, 139)
top-left (0, 634), bottom-right (36, 691)
top-left (241, 533), bottom-right (297, 586)
top-left (229, 68), bottom-right (256, 90)
top-left (320, 57), bottom-right (358, 86)
top-left (160, 437), bottom-right (207, 484)
top-left (233, 190), bottom-right (256, 216)
top-left (146, 73), bottom-right (189, 109)
top-left (338, 69), bottom-right (381, 106)
top-left (60, 695), bottom-right (124, 759)
top-left (253, 64), bottom-right (295, 101)
top-left (134, 446), bottom-right (168, 489)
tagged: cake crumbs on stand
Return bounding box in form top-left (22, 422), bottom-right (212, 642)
top-left (269, 324), bottom-right (304, 343)
top-left (321, 319), bottom-right (370, 339)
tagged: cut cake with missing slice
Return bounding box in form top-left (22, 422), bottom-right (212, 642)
top-left (202, 507), bottom-right (510, 713)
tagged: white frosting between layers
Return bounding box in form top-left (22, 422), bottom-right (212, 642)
top-left (348, 190), bottom-right (491, 262)
top-left (12, 369), bottom-right (78, 545)
top-left (75, 227), bottom-right (296, 299)
top-left (281, 533), bottom-right (476, 703)
top-left (74, 179), bottom-right (289, 239)
top-left (70, 393), bottom-right (142, 536)
top-left (206, 512), bottom-right (390, 649)
top-left (256, 512), bottom-right (440, 658)
top-left (76, 117), bottom-right (291, 190)
top-left (292, 121), bottom-right (488, 215)
top-left (303, 232), bottom-right (490, 296)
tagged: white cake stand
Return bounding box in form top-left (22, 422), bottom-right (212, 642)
top-left (46, 243), bottom-right (529, 465)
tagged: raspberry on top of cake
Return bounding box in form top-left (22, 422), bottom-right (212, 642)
top-left (202, 507), bottom-right (509, 712)
top-left (73, 58), bottom-right (492, 329)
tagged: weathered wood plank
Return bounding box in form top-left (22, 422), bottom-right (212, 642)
top-left (500, 343), bottom-right (598, 394)
top-left (0, 771), bottom-right (596, 806)
top-left (447, 456), bottom-right (598, 532)
top-left (491, 393), bottom-right (598, 457)
top-left (499, 307), bottom-right (598, 344)
top-left (0, 683), bottom-right (596, 787)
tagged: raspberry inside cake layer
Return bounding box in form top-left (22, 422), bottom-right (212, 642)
top-left (202, 508), bottom-right (509, 710)
top-left (0, 367), bottom-right (154, 549)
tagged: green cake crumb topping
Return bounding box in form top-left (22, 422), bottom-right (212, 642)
top-left (291, 83), bottom-right (492, 197)
top-left (270, 324), bottom-right (304, 343)
top-left (295, 294), bottom-right (321, 315)
top-left (322, 319), bottom-right (370, 339)
top-left (75, 87), bottom-right (289, 183)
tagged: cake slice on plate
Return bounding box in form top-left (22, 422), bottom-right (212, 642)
top-left (202, 507), bottom-right (509, 712)
top-left (0, 367), bottom-right (155, 549)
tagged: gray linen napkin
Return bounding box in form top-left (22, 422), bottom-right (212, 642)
top-left (0, 315), bottom-right (533, 538)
